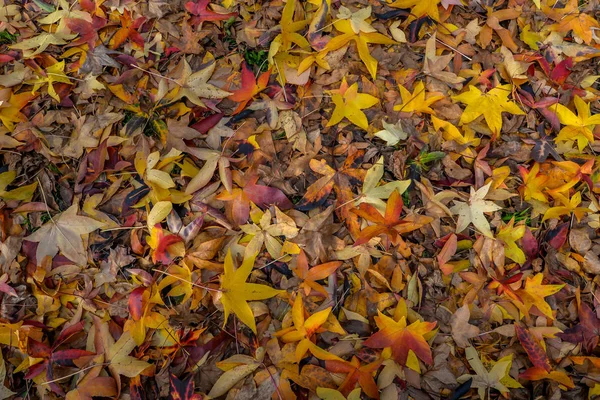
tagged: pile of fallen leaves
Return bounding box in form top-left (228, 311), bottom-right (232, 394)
top-left (2, 0), bottom-right (600, 398)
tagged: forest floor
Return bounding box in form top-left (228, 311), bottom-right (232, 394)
top-left (1, 0), bottom-right (600, 399)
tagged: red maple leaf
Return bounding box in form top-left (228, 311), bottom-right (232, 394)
top-left (65, 17), bottom-right (106, 48)
top-left (558, 302), bottom-right (600, 353)
top-left (25, 322), bottom-right (95, 396)
top-left (186, 0), bottom-right (237, 27)
top-left (515, 323), bottom-right (551, 372)
top-left (148, 224), bottom-right (183, 264)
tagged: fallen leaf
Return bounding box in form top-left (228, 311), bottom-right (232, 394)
top-left (25, 204), bottom-right (105, 266)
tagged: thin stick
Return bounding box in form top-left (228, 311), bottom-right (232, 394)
top-left (335, 195), bottom-right (363, 210)
top-left (435, 38), bottom-right (472, 61)
top-left (130, 64), bottom-right (182, 87)
top-left (395, 87), bottom-right (426, 113)
top-left (256, 254), bottom-right (289, 271)
top-left (40, 363), bottom-right (111, 385)
top-left (152, 268), bottom-right (223, 292)
top-left (101, 226), bottom-right (144, 232)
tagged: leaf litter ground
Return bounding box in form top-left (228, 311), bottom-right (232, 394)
top-left (2, 0), bottom-right (600, 399)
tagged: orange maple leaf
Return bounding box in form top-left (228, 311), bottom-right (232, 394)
top-left (296, 151), bottom-right (366, 236)
top-left (325, 356), bottom-right (381, 399)
top-left (294, 250), bottom-right (342, 297)
top-left (545, 0), bottom-right (600, 44)
top-left (0, 89), bottom-right (36, 131)
top-left (228, 63), bottom-right (271, 115)
top-left (518, 163), bottom-right (548, 203)
top-left (519, 366), bottom-right (574, 389)
top-left (275, 294), bottom-right (341, 362)
top-left (363, 304), bottom-right (436, 366)
top-left (352, 189), bottom-right (432, 249)
top-left (109, 9), bottom-right (145, 50)
top-left (511, 273), bottom-right (564, 319)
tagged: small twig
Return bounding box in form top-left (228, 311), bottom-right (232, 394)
top-left (395, 87), bottom-right (426, 113)
top-left (101, 226), bottom-right (144, 232)
top-left (335, 195), bottom-right (363, 210)
top-left (256, 254), bottom-right (289, 271)
top-left (152, 268), bottom-right (223, 292)
top-left (233, 317), bottom-right (240, 354)
top-left (130, 64), bottom-right (182, 87)
top-left (40, 363), bottom-right (111, 385)
top-left (36, 177), bottom-right (56, 225)
top-left (435, 38), bottom-right (472, 61)
top-left (262, 361), bottom-right (284, 400)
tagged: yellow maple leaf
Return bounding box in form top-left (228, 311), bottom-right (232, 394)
top-left (452, 84), bottom-right (524, 135)
top-left (326, 77), bottom-right (379, 130)
top-left (518, 163), bottom-right (548, 203)
top-left (240, 206), bottom-right (299, 259)
top-left (0, 89), bottom-right (36, 131)
top-left (496, 218), bottom-right (526, 265)
top-left (169, 58), bottom-right (231, 108)
top-left (134, 150), bottom-right (190, 204)
top-left (542, 191), bottom-right (591, 222)
top-left (322, 20), bottom-right (396, 79)
top-left (298, 51), bottom-right (330, 75)
top-left (10, 32), bottom-right (76, 58)
top-left (27, 60), bottom-right (72, 102)
top-left (512, 273), bottom-right (564, 319)
top-left (267, 0), bottom-right (309, 84)
top-left (337, 6), bottom-right (376, 34)
top-left (394, 81), bottom-right (443, 115)
top-left (457, 347), bottom-right (522, 399)
top-left (389, 0), bottom-right (441, 21)
top-left (431, 116), bottom-right (480, 161)
top-left (269, 0), bottom-right (309, 55)
top-left (356, 156), bottom-right (411, 212)
top-left (551, 95), bottom-right (600, 152)
top-left (0, 170), bottom-right (37, 202)
top-left (219, 250), bottom-right (284, 334)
